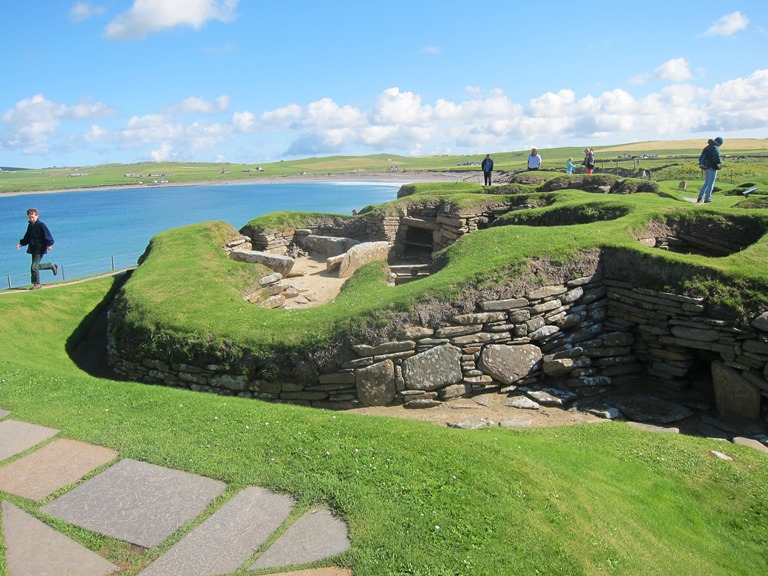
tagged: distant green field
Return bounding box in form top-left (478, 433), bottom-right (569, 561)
top-left (1, 138), bottom-right (766, 194)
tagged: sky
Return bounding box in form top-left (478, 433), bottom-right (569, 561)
top-left (1, 0), bottom-right (767, 168)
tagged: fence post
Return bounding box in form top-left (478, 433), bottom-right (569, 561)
top-left (112, 256), bottom-right (116, 271)
top-left (6, 276), bottom-right (10, 290)
top-left (61, 266), bottom-right (65, 282)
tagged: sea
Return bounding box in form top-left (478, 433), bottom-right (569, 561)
top-left (0, 181), bottom-right (402, 289)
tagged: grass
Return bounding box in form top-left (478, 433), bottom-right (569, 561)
top-left (2, 139), bottom-right (768, 194)
top-left (2, 144), bottom-right (768, 574)
top-left (1, 279), bottom-right (767, 575)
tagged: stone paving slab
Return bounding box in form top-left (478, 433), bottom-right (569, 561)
top-left (1, 501), bottom-right (118, 576)
top-left (251, 507), bottom-right (351, 571)
top-left (0, 408), bottom-right (10, 419)
top-left (43, 458), bottom-right (226, 548)
top-left (0, 419), bottom-right (59, 462)
top-left (0, 438), bottom-right (117, 501)
top-left (138, 486), bottom-right (295, 576)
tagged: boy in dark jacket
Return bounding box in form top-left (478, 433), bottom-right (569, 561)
top-left (16, 208), bottom-right (58, 289)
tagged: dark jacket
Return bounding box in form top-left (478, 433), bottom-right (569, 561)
top-left (481, 157), bottom-right (494, 172)
top-left (698, 141), bottom-right (722, 170)
top-left (19, 220), bottom-right (55, 255)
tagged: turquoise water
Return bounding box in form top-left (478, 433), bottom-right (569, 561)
top-left (1, 181), bottom-right (400, 288)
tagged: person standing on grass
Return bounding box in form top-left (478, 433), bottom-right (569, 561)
top-left (527, 148), bottom-right (542, 170)
top-left (16, 208), bottom-right (58, 290)
top-left (696, 136), bottom-right (724, 204)
top-left (566, 157), bottom-right (576, 174)
top-left (583, 148), bottom-right (595, 174)
top-left (481, 154), bottom-right (494, 185)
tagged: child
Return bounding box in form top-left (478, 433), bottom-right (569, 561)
top-left (16, 208), bottom-right (58, 289)
top-left (566, 157), bottom-right (576, 174)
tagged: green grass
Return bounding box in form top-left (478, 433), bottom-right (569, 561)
top-left (1, 279), bottom-right (767, 575)
top-left (3, 144), bottom-right (768, 574)
top-left (2, 139), bottom-right (767, 194)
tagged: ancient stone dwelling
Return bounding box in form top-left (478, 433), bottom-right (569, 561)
top-left (109, 198), bottom-right (768, 425)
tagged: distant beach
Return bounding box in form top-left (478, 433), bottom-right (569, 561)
top-left (0, 170), bottom-right (476, 198)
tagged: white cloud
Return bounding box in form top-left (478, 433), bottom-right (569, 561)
top-left (105, 0), bottom-right (239, 40)
top-left (70, 2), bottom-right (105, 22)
top-left (165, 95), bottom-right (231, 114)
top-left (629, 58), bottom-right (693, 85)
top-left (703, 11), bottom-right (749, 37)
top-left (5, 68), bottom-right (768, 163)
top-left (422, 45), bottom-right (442, 55)
top-left (654, 58), bottom-right (693, 83)
top-left (0, 94), bottom-right (114, 154)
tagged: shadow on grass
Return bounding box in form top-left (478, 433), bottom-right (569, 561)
top-left (66, 271), bottom-right (131, 380)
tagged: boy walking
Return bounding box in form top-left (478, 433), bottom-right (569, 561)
top-left (16, 208), bottom-right (58, 289)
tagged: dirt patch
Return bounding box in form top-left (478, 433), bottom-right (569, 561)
top-left (282, 255), bottom-right (349, 309)
top-left (344, 391), bottom-right (604, 428)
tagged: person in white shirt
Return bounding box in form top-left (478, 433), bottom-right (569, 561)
top-left (527, 148), bottom-right (542, 170)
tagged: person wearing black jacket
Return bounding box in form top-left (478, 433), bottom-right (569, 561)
top-left (696, 136), bottom-right (724, 203)
top-left (481, 154), bottom-right (494, 185)
top-left (16, 208), bottom-right (58, 289)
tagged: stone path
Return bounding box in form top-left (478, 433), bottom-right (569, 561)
top-left (0, 409), bottom-right (352, 576)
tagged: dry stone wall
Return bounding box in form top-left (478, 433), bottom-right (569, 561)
top-left (109, 269), bottom-right (768, 420)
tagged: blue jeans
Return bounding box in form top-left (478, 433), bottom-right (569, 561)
top-left (697, 168), bottom-right (718, 202)
top-left (30, 252), bottom-right (54, 284)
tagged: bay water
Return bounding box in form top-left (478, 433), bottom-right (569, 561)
top-left (0, 181), bottom-right (401, 289)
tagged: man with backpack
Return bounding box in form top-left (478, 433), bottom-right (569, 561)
top-left (696, 137), bottom-right (724, 203)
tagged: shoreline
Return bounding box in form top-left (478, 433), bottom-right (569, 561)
top-left (0, 170), bottom-right (478, 198)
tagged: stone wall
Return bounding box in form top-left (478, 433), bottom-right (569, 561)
top-left (240, 202), bottom-right (511, 261)
top-left (241, 214), bottom-right (400, 256)
top-left (108, 269), bottom-right (768, 420)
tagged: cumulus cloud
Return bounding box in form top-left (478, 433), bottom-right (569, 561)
top-left (5, 68), bottom-right (768, 163)
top-left (70, 2), bottom-right (105, 22)
top-left (629, 58), bottom-right (693, 85)
top-left (0, 94), bottom-right (114, 155)
top-left (654, 58), bottom-right (693, 83)
top-left (703, 11), bottom-right (749, 37)
top-left (105, 0), bottom-right (239, 40)
top-left (164, 95), bottom-right (231, 114)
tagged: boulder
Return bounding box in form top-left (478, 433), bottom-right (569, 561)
top-left (356, 360), bottom-right (396, 406)
top-left (478, 344), bottom-right (543, 385)
top-left (402, 345), bottom-right (462, 391)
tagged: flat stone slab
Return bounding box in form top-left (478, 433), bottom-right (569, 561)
top-left (251, 507), bottom-right (351, 570)
top-left (0, 408), bottom-right (10, 419)
top-left (0, 420), bottom-right (59, 462)
top-left (138, 486), bottom-right (294, 576)
top-left (0, 438), bottom-right (117, 501)
top-left (2, 501), bottom-right (118, 576)
top-left (43, 458), bottom-right (226, 548)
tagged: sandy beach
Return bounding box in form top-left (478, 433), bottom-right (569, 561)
top-left (0, 170), bottom-right (479, 198)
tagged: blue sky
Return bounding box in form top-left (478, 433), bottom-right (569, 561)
top-left (1, 0), bottom-right (767, 168)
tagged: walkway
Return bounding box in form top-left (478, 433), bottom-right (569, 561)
top-left (0, 408), bottom-right (352, 576)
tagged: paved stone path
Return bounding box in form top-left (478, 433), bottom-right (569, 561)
top-left (0, 409), bottom-right (352, 576)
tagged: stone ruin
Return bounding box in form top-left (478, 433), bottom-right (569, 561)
top-left (107, 199), bottom-right (768, 438)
